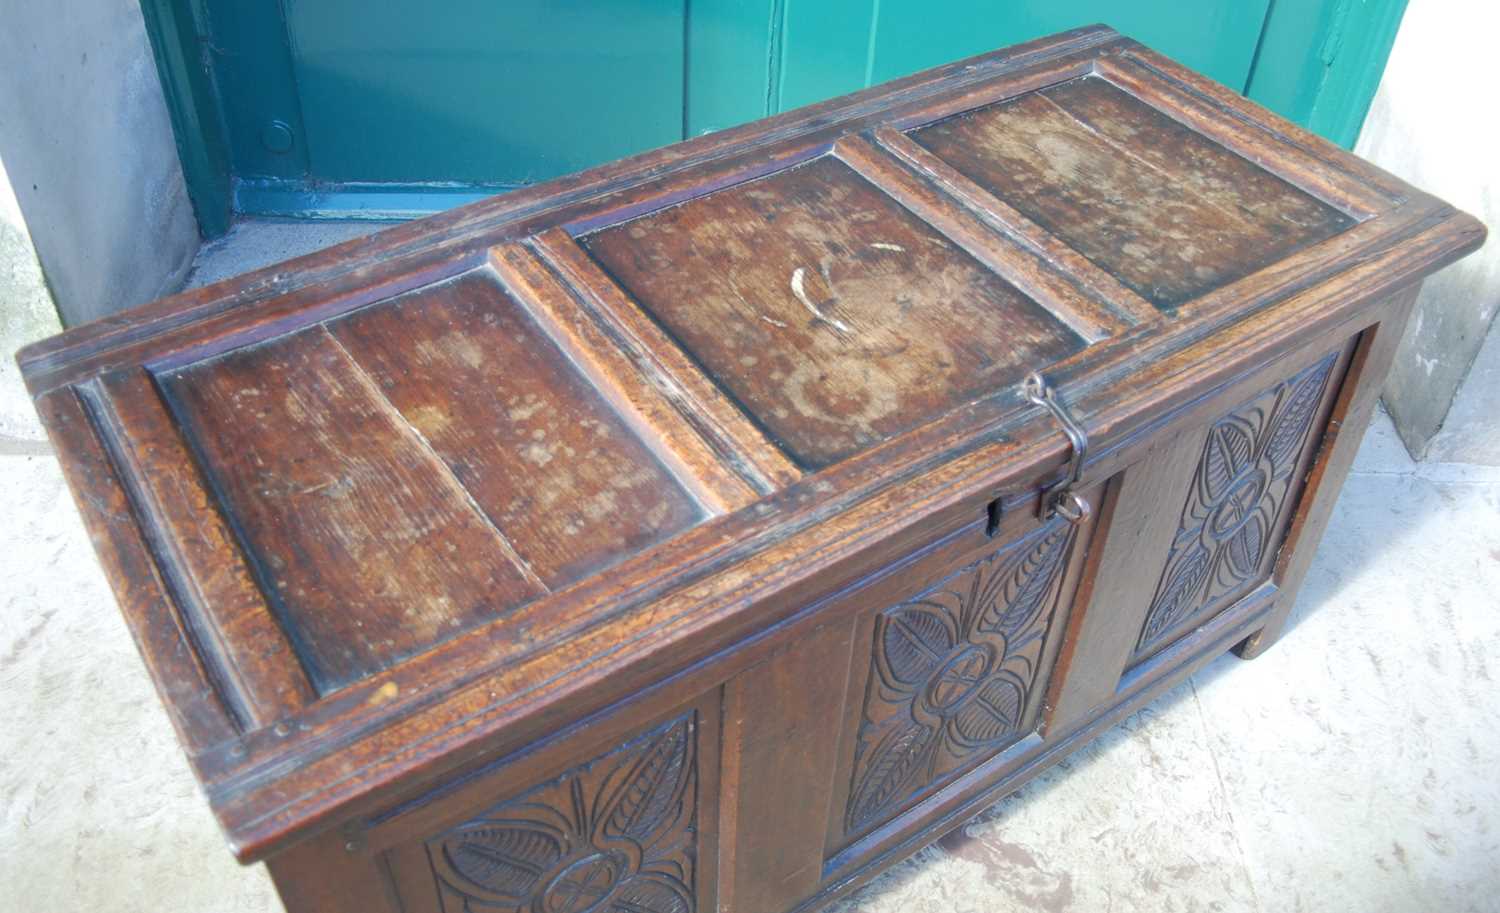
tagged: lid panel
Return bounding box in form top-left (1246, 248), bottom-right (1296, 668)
top-left (159, 270), bottom-right (711, 693)
top-left (910, 76), bottom-right (1356, 310)
top-left (582, 155), bottom-right (1087, 469)
top-left (326, 271), bottom-right (706, 589)
top-left (160, 324), bottom-right (548, 693)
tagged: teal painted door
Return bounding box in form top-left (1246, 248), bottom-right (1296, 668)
top-left (285, 1), bottom-right (685, 183)
top-left (149, 1), bottom-right (1404, 232)
top-left (775, 2), bottom-right (1269, 113)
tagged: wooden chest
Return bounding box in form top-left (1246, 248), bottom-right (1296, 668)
top-left (19, 25), bottom-right (1483, 913)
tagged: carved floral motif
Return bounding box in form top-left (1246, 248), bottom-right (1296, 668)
top-left (845, 520), bottom-right (1076, 835)
top-left (1136, 353), bottom-right (1338, 658)
top-left (428, 715), bottom-right (697, 913)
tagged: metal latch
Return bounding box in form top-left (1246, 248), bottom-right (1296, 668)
top-left (1021, 372), bottom-right (1091, 525)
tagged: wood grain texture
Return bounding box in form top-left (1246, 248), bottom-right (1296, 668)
top-left (159, 326), bottom-right (549, 693)
top-left (82, 369), bottom-right (315, 726)
top-left (486, 244), bottom-right (760, 512)
top-left (583, 155), bottom-right (1085, 468)
top-left (513, 234), bottom-right (802, 495)
top-left (869, 126), bottom-right (1160, 326)
top-left (328, 270), bottom-right (705, 591)
top-left (911, 76), bottom-right (1355, 309)
top-left (832, 133), bottom-right (1137, 341)
top-left (1041, 424), bottom-right (1212, 730)
top-left (717, 622), bottom-right (855, 913)
top-left (33, 388), bottom-right (240, 754)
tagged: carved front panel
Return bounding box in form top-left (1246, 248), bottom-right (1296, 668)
top-left (1135, 352), bottom-right (1339, 660)
top-left (843, 519), bottom-right (1076, 838)
top-left (426, 714), bottom-right (698, 913)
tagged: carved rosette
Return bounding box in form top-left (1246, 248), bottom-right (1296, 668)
top-left (428, 715), bottom-right (697, 913)
top-left (1136, 353), bottom-right (1338, 658)
top-left (844, 520), bottom-right (1076, 836)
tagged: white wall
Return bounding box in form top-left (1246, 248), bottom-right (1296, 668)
top-left (0, 0), bottom-right (200, 327)
top-left (1355, 0), bottom-right (1500, 460)
top-left (0, 155), bottom-right (61, 449)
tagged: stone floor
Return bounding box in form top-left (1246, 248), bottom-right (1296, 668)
top-left (3, 220), bottom-right (1498, 913)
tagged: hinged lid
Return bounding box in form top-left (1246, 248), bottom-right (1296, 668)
top-left (18, 25), bottom-right (1483, 861)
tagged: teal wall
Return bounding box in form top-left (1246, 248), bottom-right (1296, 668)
top-left (141, 1), bottom-right (1407, 237)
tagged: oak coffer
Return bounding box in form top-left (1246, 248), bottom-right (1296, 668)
top-left (18, 25), bottom-right (1484, 913)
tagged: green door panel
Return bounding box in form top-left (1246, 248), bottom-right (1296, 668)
top-left (1245, 0), bottom-right (1409, 148)
top-left (281, 0), bottom-right (686, 184)
top-left (686, 0), bottom-right (784, 137)
top-left (778, 4), bottom-right (1271, 112)
top-left (200, 0), bottom-right (311, 182)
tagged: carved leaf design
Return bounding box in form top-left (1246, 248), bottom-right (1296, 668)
top-left (846, 720), bottom-right (937, 831)
top-left (949, 671), bottom-right (1025, 747)
top-left (1202, 419), bottom-right (1256, 500)
top-left (1265, 355), bottom-right (1337, 471)
top-left (1146, 544), bottom-right (1211, 644)
top-left (601, 718), bottom-right (691, 844)
top-left (880, 606), bottom-right (956, 685)
top-left (428, 714), bottom-right (697, 913)
top-left (611, 874), bottom-right (693, 913)
top-left (1138, 352), bottom-right (1338, 659)
top-left (981, 525), bottom-right (1073, 637)
top-left (438, 824), bottom-right (566, 903)
top-left (846, 519), bottom-right (1075, 838)
top-left (1222, 510), bottom-right (1268, 581)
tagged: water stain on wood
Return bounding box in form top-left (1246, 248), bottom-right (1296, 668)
top-left (583, 156), bottom-right (1085, 468)
top-left (911, 76), bottom-right (1355, 309)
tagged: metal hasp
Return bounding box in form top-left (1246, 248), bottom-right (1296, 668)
top-left (1021, 372), bottom-right (1091, 524)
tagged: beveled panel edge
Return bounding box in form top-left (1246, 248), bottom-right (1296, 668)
top-left (857, 128), bottom-right (1160, 327)
top-left (519, 230), bottom-right (802, 493)
top-left (18, 27), bottom-right (1127, 391)
top-left (77, 369), bottom-right (317, 727)
top-left (486, 244), bottom-right (764, 513)
top-left (32, 386), bottom-right (243, 754)
top-left (1099, 48), bottom-right (1403, 218)
top-left (832, 133), bottom-right (1131, 342)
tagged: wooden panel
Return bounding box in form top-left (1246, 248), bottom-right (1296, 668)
top-left (82, 369), bottom-right (315, 725)
top-left (1132, 347), bottom-right (1345, 664)
top-left (419, 713), bottom-right (701, 913)
top-left (910, 76), bottom-right (1356, 309)
top-left (834, 515), bottom-right (1082, 848)
top-left (868, 127), bottom-right (1161, 325)
top-left (506, 236), bottom-right (801, 497)
top-left (329, 270), bottom-right (705, 589)
top-left (582, 155), bottom-right (1086, 468)
top-left (374, 688), bottom-right (723, 913)
top-left (833, 132), bottom-right (1139, 340)
top-left (158, 326), bottom-right (548, 693)
top-left (1042, 428), bottom-right (1210, 731)
top-left (717, 621), bottom-right (856, 913)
